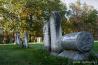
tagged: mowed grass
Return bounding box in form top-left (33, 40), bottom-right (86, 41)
top-left (0, 43), bottom-right (68, 65)
top-left (93, 42), bottom-right (98, 53)
top-left (0, 42), bottom-right (97, 65)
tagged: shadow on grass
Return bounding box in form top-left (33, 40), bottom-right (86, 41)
top-left (0, 43), bottom-right (97, 65)
top-left (0, 44), bottom-right (68, 65)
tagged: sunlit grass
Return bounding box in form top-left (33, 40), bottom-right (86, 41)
top-left (0, 42), bottom-right (97, 65)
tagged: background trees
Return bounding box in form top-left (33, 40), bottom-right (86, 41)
top-left (62, 0), bottom-right (98, 40)
top-left (0, 0), bottom-right (66, 43)
top-left (0, 0), bottom-right (98, 43)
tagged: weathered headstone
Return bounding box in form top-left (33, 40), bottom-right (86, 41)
top-left (16, 32), bottom-right (21, 47)
top-left (23, 32), bottom-right (28, 48)
top-left (36, 37), bottom-right (42, 43)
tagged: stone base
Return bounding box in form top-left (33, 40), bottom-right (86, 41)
top-left (58, 50), bottom-right (89, 60)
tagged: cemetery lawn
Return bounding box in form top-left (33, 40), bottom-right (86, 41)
top-left (0, 42), bottom-right (98, 65)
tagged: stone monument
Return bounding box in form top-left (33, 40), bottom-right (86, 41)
top-left (43, 22), bottom-right (51, 52)
top-left (15, 32), bottom-right (21, 47)
top-left (43, 11), bottom-right (94, 60)
top-left (23, 32), bottom-right (28, 48)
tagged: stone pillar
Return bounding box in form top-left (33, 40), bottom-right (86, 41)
top-left (16, 32), bottom-right (21, 47)
top-left (23, 32), bottom-right (28, 48)
top-left (43, 22), bottom-right (51, 52)
top-left (49, 11), bottom-right (62, 54)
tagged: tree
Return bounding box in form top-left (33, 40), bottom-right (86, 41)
top-left (62, 0), bottom-right (98, 39)
top-left (0, 0), bottom-right (66, 43)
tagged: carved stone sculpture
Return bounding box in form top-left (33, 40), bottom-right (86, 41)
top-left (43, 11), bottom-right (94, 60)
top-left (61, 32), bottom-right (93, 53)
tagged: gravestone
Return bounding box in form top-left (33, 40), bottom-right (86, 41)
top-left (15, 32), bottom-right (21, 47)
top-left (43, 11), bottom-right (94, 60)
top-left (43, 22), bottom-right (51, 52)
top-left (23, 32), bottom-right (28, 48)
top-left (36, 37), bottom-right (42, 43)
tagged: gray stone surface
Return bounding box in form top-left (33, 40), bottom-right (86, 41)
top-left (96, 54), bottom-right (98, 58)
top-left (23, 32), bottom-right (28, 48)
top-left (16, 32), bottom-right (21, 47)
top-left (49, 11), bottom-right (62, 53)
top-left (61, 32), bottom-right (94, 53)
top-left (43, 22), bottom-right (51, 51)
top-left (58, 50), bottom-right (89, 60)
top-left (43, 11), bottom-right (94, 60)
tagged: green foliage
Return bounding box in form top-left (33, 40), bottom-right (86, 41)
top-left (62, 0), bottom-right (98, 37)
top-left (0, 0), bottom-right (66, 37)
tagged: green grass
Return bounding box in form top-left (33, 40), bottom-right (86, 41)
top-left (0, 42), bottom-right (97, 65)
top-left (93, 42), bottom-right (98, 53)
